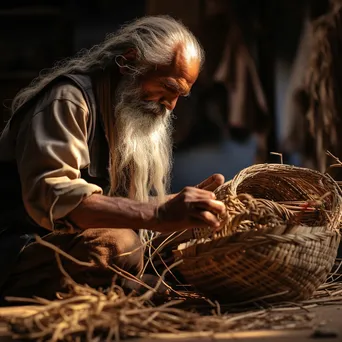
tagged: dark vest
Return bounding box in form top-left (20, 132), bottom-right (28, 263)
top-left (0, 75), bottom-right (110, 291)
top-left (63, 74), bottom-right (110, 185)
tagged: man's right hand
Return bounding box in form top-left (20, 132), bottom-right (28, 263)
top-left (154, 186), bottom-right (226, 234)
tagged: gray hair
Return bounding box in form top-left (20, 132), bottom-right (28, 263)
top-left (11, 15), bottom-right (205, 113)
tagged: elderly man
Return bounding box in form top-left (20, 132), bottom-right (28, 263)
top-left (0, 16), bottom-right (225, 300)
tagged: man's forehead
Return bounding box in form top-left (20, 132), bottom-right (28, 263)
top-left (148, 44), bottom-right (200, 85)
top-left (172, 45), bottom-right (200, 84)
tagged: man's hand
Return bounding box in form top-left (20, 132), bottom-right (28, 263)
top-left (196, 173), bottom-right (225, 192)
top-left (163, 174), bottom-right (225, 202)
top-left (155, 186), bottom-right (226, 234)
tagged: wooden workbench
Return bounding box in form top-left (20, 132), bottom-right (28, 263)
top-left (0, 304), bottom-right (341, 342)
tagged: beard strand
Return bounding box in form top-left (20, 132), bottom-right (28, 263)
top-left (109, 76), bottom-right (173, 204)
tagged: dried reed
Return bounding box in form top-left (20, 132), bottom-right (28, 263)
top-left (3, 236), bottom-right (342, 342)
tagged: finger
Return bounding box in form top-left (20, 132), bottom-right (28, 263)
top-left (183, 187), bottom-right (217, 199)
top-left (196, 174), bottom-right (225, 191)
top-left (190, 210), bottom-right (221, 228)
top-left (213, 221), bottom-right (225, 233)
top-left (192, 199), bottom-right (226, 216)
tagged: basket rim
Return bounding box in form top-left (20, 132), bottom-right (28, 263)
top-left (216, 163), bottom-right (342, 196)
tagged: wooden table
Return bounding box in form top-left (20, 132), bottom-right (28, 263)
top-left (0, 304), bottom-right (341, 342)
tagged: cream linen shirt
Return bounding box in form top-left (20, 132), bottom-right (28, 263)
top-left (0, 80), bottom-right (103, 230)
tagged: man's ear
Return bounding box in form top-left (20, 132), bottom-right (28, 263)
top-left (116, 48), bottom-right (138, 74)
top-left (123, 48), bottom-right (137, 61)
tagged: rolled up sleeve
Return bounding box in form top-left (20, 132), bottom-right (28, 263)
top-left (16, 99), bottom-right (103, 230)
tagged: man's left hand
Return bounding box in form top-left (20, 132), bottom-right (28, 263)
top-left (164, 173), bottom-right (225, 202)
top-left (196, 173), bottom-right (225, 192)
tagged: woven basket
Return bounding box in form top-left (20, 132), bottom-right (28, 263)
top-left (174, 164), bottom-right (342, 303)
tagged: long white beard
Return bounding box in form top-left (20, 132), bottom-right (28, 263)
top-left (111, 75), bottom-right (173, 205)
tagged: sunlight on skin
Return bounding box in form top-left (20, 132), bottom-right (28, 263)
top-left (139, 43), bottom-right (200, 113)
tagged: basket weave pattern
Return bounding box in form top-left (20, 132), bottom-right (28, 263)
top-left (175, 164), bottom-right (342, 302)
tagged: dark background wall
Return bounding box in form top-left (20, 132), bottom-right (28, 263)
top-left (0, 0), bottom-right (145, 126)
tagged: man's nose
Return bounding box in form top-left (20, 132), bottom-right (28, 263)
top-left (160, 96), bottom-right (178, 111)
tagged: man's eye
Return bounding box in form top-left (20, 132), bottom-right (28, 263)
top-left (160, 82), bottom-right (177, 93)
top-left (165, 86), bottom-right (178, 94)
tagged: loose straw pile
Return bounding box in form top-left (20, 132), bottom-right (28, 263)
top-left (6, 278), bottom-right (342, 342)
top-left (3, 237), bottom-right (342, 342)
